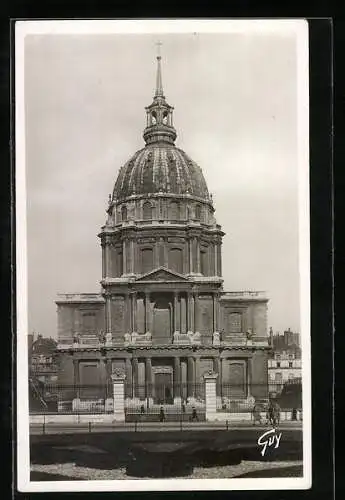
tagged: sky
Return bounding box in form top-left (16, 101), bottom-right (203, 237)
top-left (22, 27), bottom-right (306, 339)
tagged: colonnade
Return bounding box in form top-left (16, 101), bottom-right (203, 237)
top-left (72, 355), bottom-right (254, 401)
top-left (105, 290), bottom-right (221, 336)
top-left (102, 236), bottom-right (222, 279)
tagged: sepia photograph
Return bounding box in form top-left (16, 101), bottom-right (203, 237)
top-left (16, 19), bottom-right (311, 492)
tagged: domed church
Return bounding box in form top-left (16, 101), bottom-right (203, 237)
top-left (56, 54), bottom-right (270, 412)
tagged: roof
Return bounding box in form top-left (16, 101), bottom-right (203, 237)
top-left (112, 144), bottom-right (210, 202)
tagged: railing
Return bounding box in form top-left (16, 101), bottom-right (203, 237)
top-left (221, 291), bottom-right (267, 299)
top-left (29, 381), bottom-right (301, 418)
top-left (56, 293), bottom-right (104, 302)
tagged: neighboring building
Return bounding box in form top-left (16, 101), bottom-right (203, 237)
top-left (268, 333), bottom-right (302, 395)
top-left (29, 334), bottom-right (58, 384)
top-left (55, 54), bottom-right (270, 410)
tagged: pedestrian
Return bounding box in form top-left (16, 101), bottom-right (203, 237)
top-left (191, 407), bottom-right (198, 421)
top-left (140, 404), bottom-right (145, 414)
top-left (159, 406), bottom-right (166, 422)
top-left (273, 401), bottom-right (281, 427)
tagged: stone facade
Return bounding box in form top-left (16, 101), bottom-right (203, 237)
top-left (56, 54), bottom-right (270, 406)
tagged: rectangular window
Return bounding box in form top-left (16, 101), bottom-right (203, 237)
top-left (228, 312), bottom-right (242, 333)
top-left (277, 362), bottom-right (281, 368)
top-left (289, 362), bottom-right (293, 368)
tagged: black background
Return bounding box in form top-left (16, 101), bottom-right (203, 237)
top-left (0, 12), bottom-right (335, 500)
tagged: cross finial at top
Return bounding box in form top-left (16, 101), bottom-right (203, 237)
top-left (155, 40), bottom-right (163, 58)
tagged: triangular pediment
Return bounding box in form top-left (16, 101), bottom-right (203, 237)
top-left (135, 267), bottom-right (189, 282)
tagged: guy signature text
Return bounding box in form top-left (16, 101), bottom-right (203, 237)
top-left (257, 428), bottom-right (282, 457)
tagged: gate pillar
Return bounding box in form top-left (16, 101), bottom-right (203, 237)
top-left (204, 371), bottom-right (218, 421)
top-left (111, 370), bottom-right (126, 421)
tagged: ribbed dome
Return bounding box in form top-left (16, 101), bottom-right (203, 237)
top-left (113, 144), bottom-right (210, 201)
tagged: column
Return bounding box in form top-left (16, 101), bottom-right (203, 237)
top-left (214, 242), bottom-right (218, 276)
top-left (132, 357), bottom-right (139, 399)
top-left (72, 359), bottom-right (80, 410)
top-left (145, 358), bottom-right (152, 399)
top-left (122, 239), bottom-right (127, 275)
top-left (187, 357), bottom-right (195, 398)
top-left (194, 292), bottom-right (200, 333)
top-left (125, 358), bottom-right (133, 398)
top-left (174, 357), bottom-right (181, 401)
top-left (132, 239), bottom-right (136, 274)
top-left (125, 293), bottom-right (130, 333)
top-left (173, 291), bottom-right (179, 333)
top-left (196, 238), bottom-right (201, 274)
top-left (163, 239), bottom-right (168, 268)
top-left (217, 294), bottom-right (221, 333)
top-left (131, 292), bottom-right (137, 333)
top-left (180, 294), bottom-right (184, 333)
top-left (188, 238), bottom-right (193, 274)
top-left (105, 359), bottom-right (113, 410)
top-left (204, 372), bottom-right (218, 421)
top-left (213, 292), bottom-right (219, 333)
top-left (105, 241), bottom-right (112, 278)
top-left (187, 292), bottom-right (194, 333)
top-left (105, 295), bottom-right (112, 335)
top-left (144, 292), bottom-right (150, 333)
top-left (195, 356), bottom-right (200, 398)
top-left (154, 239), bottom-right (160, 268)
top-left (102, 244), bottom-right (106, 279)
top-left (111, 372), bottom-right (126, 422)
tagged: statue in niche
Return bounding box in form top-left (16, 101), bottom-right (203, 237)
top-left (124, 333), bottom-right (131, 343)
top-left (73, 332), bottom-right (80, 344)
top-left (98, 330), bottom-right (106, 344)
top-left (213, 331), bottom-right (220, 345)
top-left (246, 329), bottom-right (255, 341)
top-left (105, 331), bottom-right (112, 344)
top-left (173, 331), bottom-right (179, 343)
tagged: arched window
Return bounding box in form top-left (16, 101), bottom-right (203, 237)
top-left (169, 201), bottom-right (180, 220)
top-left (121, 205), bottom-right (127, 221)
top-left (195, 204), bottom-right (201, 220)
top-left (200, 249), bottom-right (208, 275)
top-left (162, 111), bottom-right (168, 125)
top-left (141, 248), bottom-right (154, 274)
top-left (143, 201), bottom-right (153, 220)
top-left (169, 248), bottom-right (183, 274)
top-left (151, 112), bottom-right (157, 125)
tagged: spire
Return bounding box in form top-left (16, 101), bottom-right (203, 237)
top-left (143, 44), bottom-right (177, 146)
top-left (155, 41), bottom-right (164, 97)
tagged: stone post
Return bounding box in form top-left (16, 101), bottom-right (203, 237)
top-left (204, 372), bottom-right (218, 421)
top-left (111, 371), bottom-right (126, 422)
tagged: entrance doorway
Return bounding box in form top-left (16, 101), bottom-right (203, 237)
top-left (154, 372), bottom-right (173, 404)
top-left (152, 295), bottom-right (172, 345)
